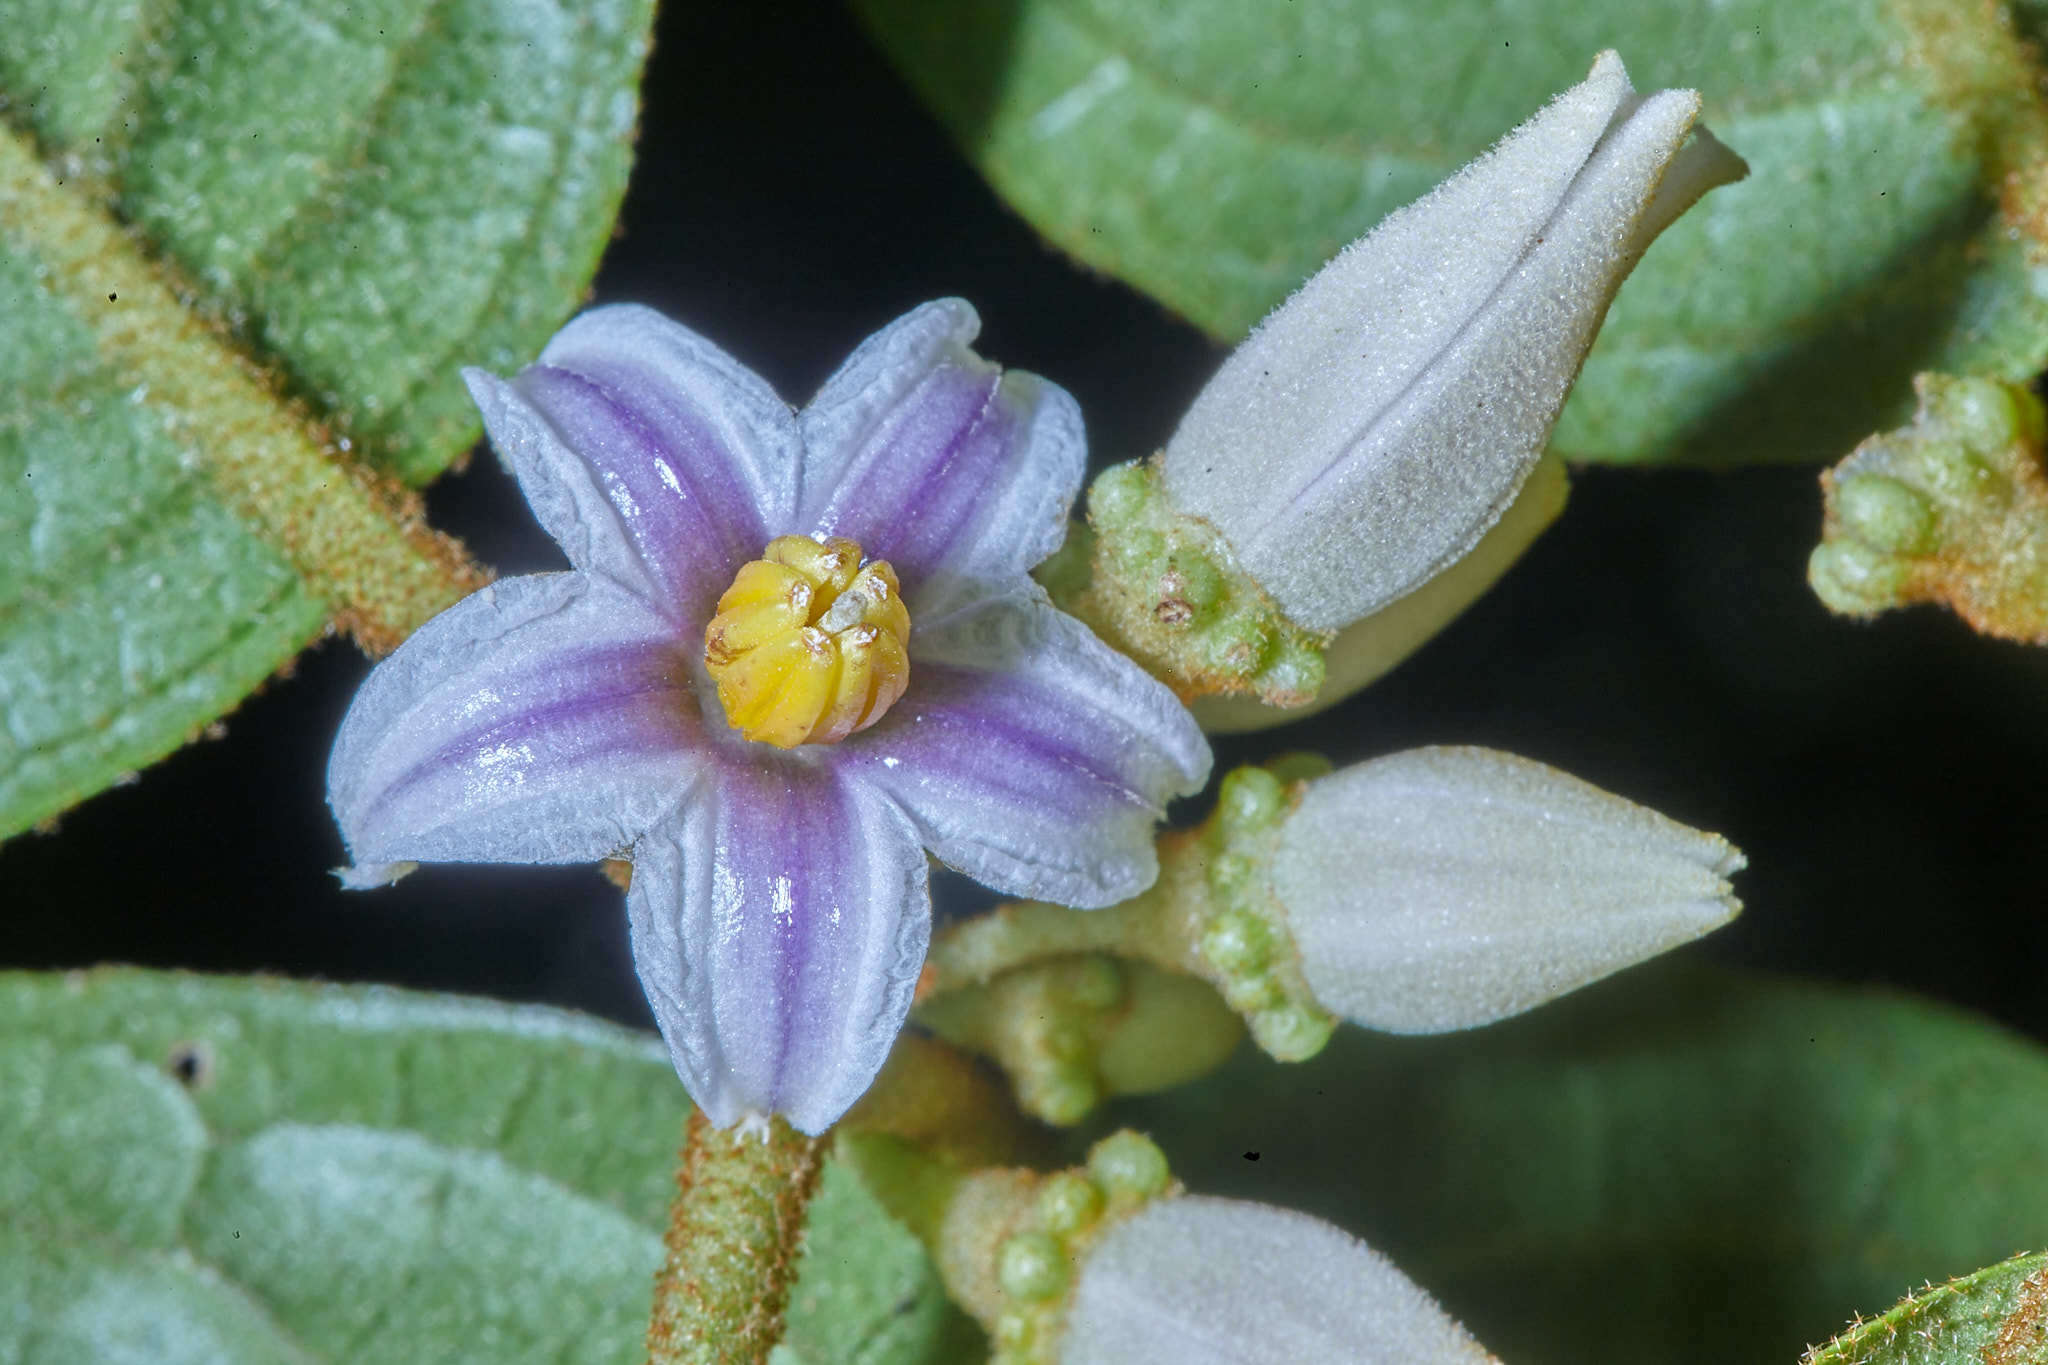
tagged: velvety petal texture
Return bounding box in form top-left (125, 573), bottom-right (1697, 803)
top-left (840, 590), bottom-right (1210, 908)
top-left (1273, 746), bottom-right (1744, 1033)
top-left (332, 299), bottom-right (1210, 1134)
top-left (625, 759), bottom-right (930, 1133)
top-left (328, 573), bottom-right (700, 873)
top-left (798, 299), bottom-right (1085, 616)
top-left (463, 304), bottom-right (803, 623)
top-left (1064, 1196), bottom-right (1498, 1365)
top-left (1162, 51), bottom-right (1746, 631)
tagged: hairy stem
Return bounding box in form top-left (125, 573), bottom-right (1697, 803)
top-left (0, 121), bottom-right (486, 655)
top-left (646, 1111), bottom-right (829, 1365)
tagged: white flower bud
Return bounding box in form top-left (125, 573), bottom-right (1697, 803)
top-left (1162, 51), bottom-right (1746, 632)
top-left (1272, 746), bottom-right (1743, 1033)
top-left (1063, 1195), bottom-right (1498, 1365)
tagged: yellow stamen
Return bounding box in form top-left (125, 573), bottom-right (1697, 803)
top-left (705, 535), bottom-right (911, 748)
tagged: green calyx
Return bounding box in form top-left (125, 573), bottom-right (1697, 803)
top-left (1811, 373), bottom-right (2048, 641)
top-left (914, 954), bottom-right (1246, 1126)
top-left (919, 757), bottom-right (1339, 1125)
top-left (842, 1129), bottom-right (1180, 1365)
top-left (1038, 456), bottom-right (1329, 707)
top-left (1189, 762), bottom-right (1338, 1061)
top-left (972, 1132), bottom-right (1181, 1365)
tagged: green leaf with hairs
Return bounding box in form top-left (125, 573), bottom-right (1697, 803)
top-left (0, 0), bottom-right (655, 838)
top-left (1805, 1251), bottom-right (2048, 1365)
top-left (855, 0), bottom-right (2048, 467)
top-left (1107, 968), bottom-right (2048, 1365)
top-left (0, 969), bottom-right (975, 1365)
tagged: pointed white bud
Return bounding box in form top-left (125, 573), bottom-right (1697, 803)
top-left (1063, 1195), bottom-right (1499, 1365)
top-left (1272, 746), bottom-right (1743, 1033)
top-left (1162, 51), bottom-right (1746, 631)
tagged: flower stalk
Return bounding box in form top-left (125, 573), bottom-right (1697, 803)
top-left (646, 1110), bottom-right (829, 1365)
top-left (842, 1032), bottom-right (1047, 1169)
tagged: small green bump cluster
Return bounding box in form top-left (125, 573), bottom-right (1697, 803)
top-left (1808, 540), bottom-right (1911, 614)
top-left (998, 1231), bottom-right (1069, 1301)
top-left (1052, 457), bottom-right (1329, 706)
top-left (1036, 1171), bottom-right (1105, 1234)
top-left (1086, 1130), bottom-right (1172, 1199)
top-left (1014, 957), bottom-right (1128, 1126)
top-left (986, 1131), bottom-right (1180, 1365)
top-left (1811, 373), bottom-right (2048, 637)
top-left (1833, 475), bottom-right (1936, 555)
top-left (1192, 763), bottom-right (1337, 1062)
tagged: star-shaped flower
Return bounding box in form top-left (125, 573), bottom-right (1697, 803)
top-left (327, 300), bottom-right (1211, 1133)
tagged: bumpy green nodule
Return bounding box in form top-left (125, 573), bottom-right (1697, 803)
top-left (1040, 458), bottom-right (1328, 707)
top-left (1810, 373), bottom-right (2048, 640)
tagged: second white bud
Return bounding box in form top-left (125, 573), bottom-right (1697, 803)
top-left (1273, 746), bottom-right (1744, 1033)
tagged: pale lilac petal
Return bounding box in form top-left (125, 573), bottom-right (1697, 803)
top-left (624, 760), bottom-right (929, 1134)
top-left (796, 299), bottom-right (1084, 612)
top-left (837, 591), bottom-right (1211, 908)
top-left (463, 304), bottom-right (802, 623)
top-left (328, 573), bottom-right (703, 872)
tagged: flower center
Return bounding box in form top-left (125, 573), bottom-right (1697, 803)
top-left (703, 535), bottom-right (912, 749)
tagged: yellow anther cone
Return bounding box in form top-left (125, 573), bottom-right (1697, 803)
top-left (706, 536), bottom-right (912, 748)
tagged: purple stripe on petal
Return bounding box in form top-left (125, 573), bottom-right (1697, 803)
top-left (838, 591), bottom-right (1211, 909)
top-left (363, 642), bottom-right (694, 832)
top-left (514, 365), bottom-right (768, 622)
top-left (625, 759), bottom-right (929, 1134)
top-left (797, 301), bottom-right (1085, 611)
top-left (875, 665), bottom-right (1152, 817)
top-left (329, 575), bottom-right (703, 870)
top-left (805, 364), bottom-right (1008, 579)
top-left (467, 304), bottom-right (803, 621)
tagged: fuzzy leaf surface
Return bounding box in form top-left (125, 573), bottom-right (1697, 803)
top-left (0, 0), bottom-right (654, 836)
top-left (0, 969), bottom-right (975, 1365)
top-left (1804, 1251), bottom-right (2048, 1365)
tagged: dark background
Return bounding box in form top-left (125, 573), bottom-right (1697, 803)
top-left (9, 3), bottom-right (2048, 1053)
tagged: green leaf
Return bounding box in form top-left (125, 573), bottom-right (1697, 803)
top-left (0, 0), bottom-right (655, 836)
top-left (1104, 967), bottom-right (2048, 1365)
top-left (0, 968), bottom-right (976, 1365)
top-left (1805, 1251), bottom-right (2048, 1365)
top-left (0, 0), bottom-right (650, 484)
top-left (855, 0), bottom-right (2048, 468)
top-left (778, 1165), bottom-right (990, 1365)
